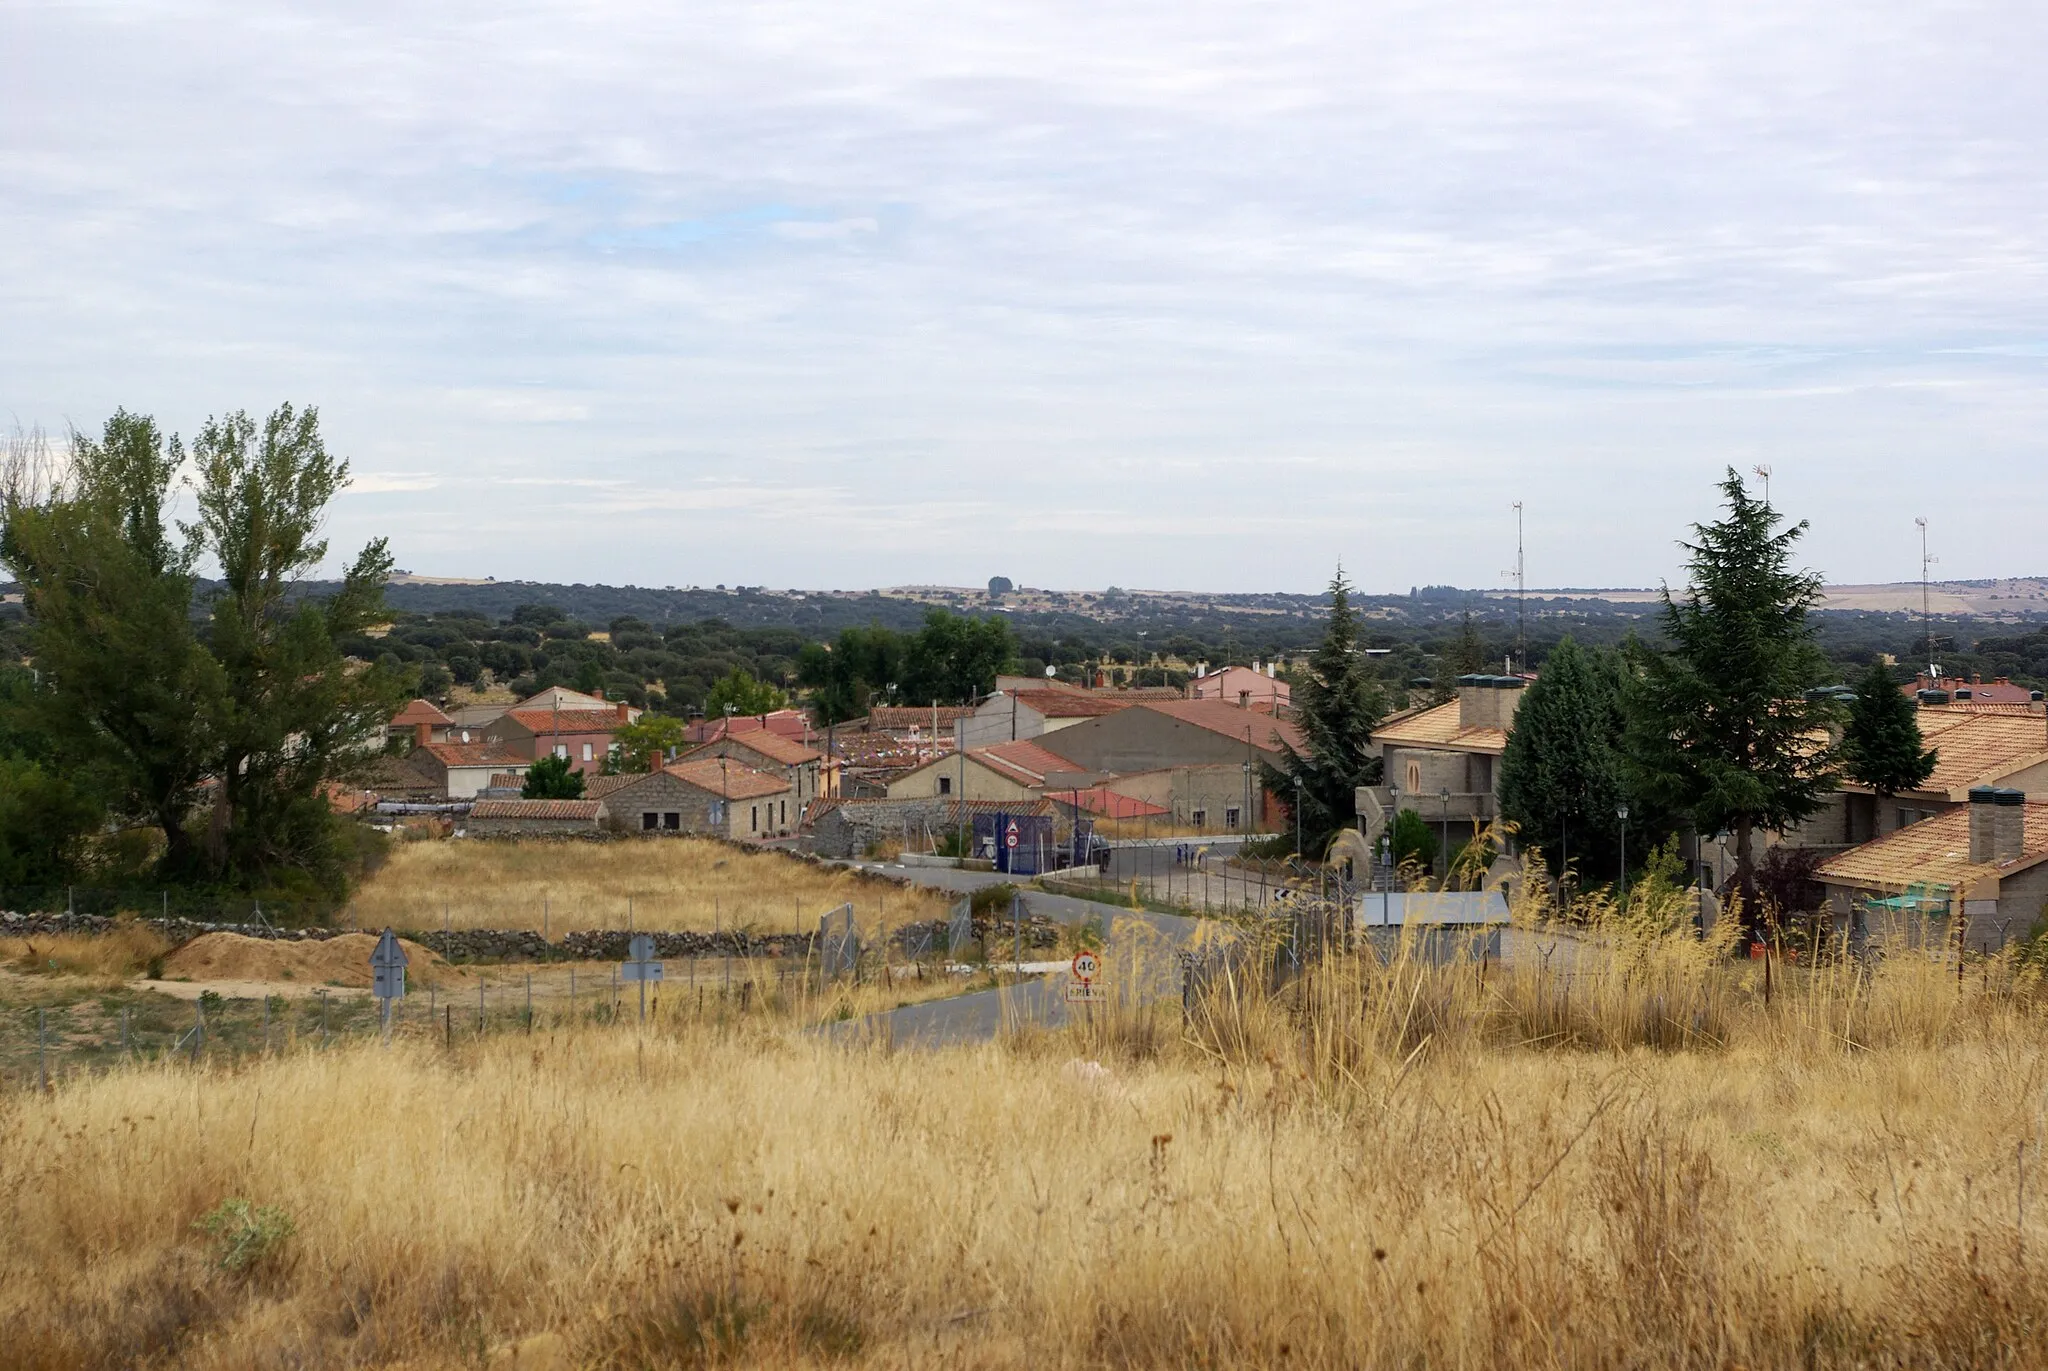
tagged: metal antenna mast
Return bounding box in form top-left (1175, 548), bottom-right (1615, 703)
top-left (1752, 464), bottom-right (1772, 505)
top-left (1512, 501), bottom-right (1525, 674)
top-left (1916, 517), bottom-right (1938, 682)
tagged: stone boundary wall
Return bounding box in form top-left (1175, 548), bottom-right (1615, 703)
top-left (0, 908), bottom-right (1060, 960)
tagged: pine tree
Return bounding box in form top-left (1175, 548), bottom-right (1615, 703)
top-left (1263, 567), bottom-right (1386, 857)
top-left (1841, 659), bottom-right (1936, 797)
top-left (1498, 637), bottom-right (1634, 879)
top-left (1625, 469), bottom-right (1839, 934)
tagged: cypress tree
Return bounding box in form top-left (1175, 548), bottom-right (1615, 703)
top-left (1498, 637), bottom-right (1631, 879)
top-left (1841, 658), bottom-right (1936, 798)
top-left (1264, 567), bottom-right (1386, 857)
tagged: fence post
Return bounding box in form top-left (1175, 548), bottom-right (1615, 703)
top-left (478, 980), bottom-right (486, 1033)
top-left (319, 990), bottom-right (329, 1047)
top-left (261, 995), bottom-right (270, 1053)
top-left (526, 974), bottom-right (533, 1032)
top-left (38, 1008), bottom-right (49, 1093)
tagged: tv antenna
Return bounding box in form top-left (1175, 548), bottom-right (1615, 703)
top-left (1751, 464), bottom-right (1772, 505)
top-left (1916, 517), bottom-right (1938, 681)
top-left (1502, 501), bottom-right (1525, 674)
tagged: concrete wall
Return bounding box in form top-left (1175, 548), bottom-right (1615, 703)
top-left (1111, 766), bottom-right (1268, 832)
top-left (1035, 707), bottom-right (1273, 774)
top-left (1382, 746), bottom-right (1497, 822)
top-left (959, 696), bottom-right (1049, 747)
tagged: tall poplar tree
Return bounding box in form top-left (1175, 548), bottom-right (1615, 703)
top-left (1264, 567), bottom-right (1386, 856)
top-left (1625, 469), bottom-right (1839, 933)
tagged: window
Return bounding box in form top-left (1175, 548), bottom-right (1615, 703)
top-left (1405, 758), bottom-right (1422, 794)
top-left (779, 800), bottom-right (786, 826)
top-left (663, 812), bottom-right (680, 831)
top-left (554, 744), bottom-right (569, 759)
top-left (582, 742), bottom-right (593, 763)
top-left (641, 812), bottom-right (658, 831)
top-left (1226, 806), bottom-right (1241, 830)
top-left (1191, 808), bottom-right (1208, 829)
top-left (750, 804), bottom-right (759, 832)
top-left (938, 776), bottom-right (953, 795)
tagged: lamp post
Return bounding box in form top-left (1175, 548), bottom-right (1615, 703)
top-left (1293, 775), bottom-right (1302, 857)
top-left (1617, 802), bottom-right (1631, 908)
top-left (1438, 787), bottom-right (1451, 883)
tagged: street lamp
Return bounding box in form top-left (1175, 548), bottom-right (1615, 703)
top-left (1617, 802), bottom-right (1631, 908)
top-left (1293, 775), bottom-right (1302, 857)
top-left (1438, 787), bottom-right (1451, 882)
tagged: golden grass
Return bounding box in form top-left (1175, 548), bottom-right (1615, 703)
top-left (1, 922), bottom-right (172, 982)
top-left (12, 887), bottom-right (2048, 1368)
top-left (348, 838), bottom-right (952, 936)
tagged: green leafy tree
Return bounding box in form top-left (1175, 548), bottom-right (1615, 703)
top-left (798, 624), bottom-right (909, 724)
top-left (521, 753), bottom-right (585, 799)
top-left (1388, 808), bottom-right (1437, 873)
top-left (187, 405), bottom-right (403, 888)
top-left (1625, 470), bottom-right (1839, 934)
top-left (1262, 568), bottom-right (1385, 857)
top-left (2, 412), bottom-right (222, 877)
top-left (902, 608), bottom-right (1016, 704)
top-left (610, 714), bottom-right (689, 773)
top-left (1498, 637), bottom-right (1647, 880)
top-left (1841, 659), bottom-right (1937, 799)
top-left (704, 666), bottom-right (788, 719)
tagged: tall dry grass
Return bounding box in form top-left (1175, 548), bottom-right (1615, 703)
top-left (348, 838), bottom-right (951, 935)
top-left (2, 922), bottom-right (172, 982)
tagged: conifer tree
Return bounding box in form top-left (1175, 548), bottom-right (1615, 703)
top-left (1264, 567), bottom-right (1386, 856)
top-left (1625, 470), bottom-right (1839, 934)
top-left (1498, 637), bottom-right (1634, 879)
top-left (1841, 658), bottom-right (1936, 798)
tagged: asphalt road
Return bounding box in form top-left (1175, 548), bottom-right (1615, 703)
top-left (826, 861), bottom-right (1217, 1047)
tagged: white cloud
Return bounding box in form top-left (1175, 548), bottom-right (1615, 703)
top-left (2, 0), bottom-right (2045, 589)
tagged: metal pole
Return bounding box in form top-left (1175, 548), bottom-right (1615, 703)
top-left (479, 980), bottom-right (486, 1032)
top-left (526, 973), bottom-right (533, 1032)
top-left (570, 966), bottom-right (576, 1019)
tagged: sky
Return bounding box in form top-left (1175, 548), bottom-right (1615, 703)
top-left (4, 0), bottom-right (2046, 594)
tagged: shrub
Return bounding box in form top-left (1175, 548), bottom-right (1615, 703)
top-left (192, 1199), bottom-right (295, 1273)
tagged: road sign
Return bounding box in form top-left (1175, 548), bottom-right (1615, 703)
top-left (371, 928), bottom-right (408, 1001)
top-left (1070, 950), bottom-right (1100, 982)
top-left (1066, 981), bottom-right (1108, 1003)
top-left (620, 933), bottom-right (664, 982)
top-left (1005, 820), bottom-right (1020, 850)
top-left (1066, 949), bottom-right (1105, 1002)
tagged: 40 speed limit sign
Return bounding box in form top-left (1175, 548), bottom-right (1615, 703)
top-left (1066, 949), bottom-right (1107, 1002)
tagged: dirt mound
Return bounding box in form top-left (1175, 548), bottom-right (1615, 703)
top-left (160, 932), bottom-right (463, 988)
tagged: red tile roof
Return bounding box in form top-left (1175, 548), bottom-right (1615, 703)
top-left (421, 742), bottom-right (531, 769)
top-left (501, 708), bottom-right (626, 735)
top-left (689, 731), bottom-right (822, 766)
top-left (1009, 689), bottom-right (1133, 719)
top-left (864, 705), bottom-right (977, 733)
top-left (1818, 801), bottom-right (2048, 893)
top-left (390, 698), bottom-right (454, 727)
top-left (1053, 786), bottom-right (1170, 820)
top-left (1135, 699), bottom-right (1306, 754)
top-left (664, 758), bottom-right (792, 801)
top-left (1371, 699), bottom-right (1507, 755)
top-left (469, 799), bottom-right (604, 821)
top-left (975, 739), bottom-right (1090, 786)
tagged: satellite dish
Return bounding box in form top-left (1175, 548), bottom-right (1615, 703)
top-left (1044, 665), bottom-right (1057, 677)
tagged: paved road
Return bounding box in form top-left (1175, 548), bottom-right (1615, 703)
top-left (827, 861), bottom-right (1219, 1047)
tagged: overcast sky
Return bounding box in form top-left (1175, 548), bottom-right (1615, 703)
top-left (5, 1), bottom-right (2045, 594)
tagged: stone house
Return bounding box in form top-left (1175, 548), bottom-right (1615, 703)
top-left (1355, 675), bottom-right (1524, 851)
top-left (1031, 699), bottom-right (1304, 831)
top-left (416, 742), bottom-right (532, 800)
top-left (465, 798), bottom-right (608, 836)
top-left (485, 702), bottom-right (634, 775)
top-left (805, 796), bottom-right (1057, 860)
top-left (884, 739), bottom-right (1107, 803)
top-left (1816, 788), bottom-right (2048, 952)
top-left (590, 758), bottom-right (796, 840)
top-left (681, 730), bottom-right (827, 812)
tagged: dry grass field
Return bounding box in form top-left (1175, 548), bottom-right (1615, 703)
top-left (348, 838), bottom-right (953, 935)
top-left (10, 891), bottom-right (2048, 1369)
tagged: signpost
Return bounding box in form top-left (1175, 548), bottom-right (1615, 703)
top-left (371, 928), bottom-right (408, 1043)
top-left (1066, 949), bottom-right (1107, 1003)
top-left (621, 933), bottom-right (664, 1021)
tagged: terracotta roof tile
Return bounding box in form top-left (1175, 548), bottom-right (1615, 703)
top-left (421, 742), bottom-right (531, 769)
top-left (865, 705), bottom-right (977, 731)
top-left (1053, 786), bottom-right (1170, 819)
top-left (1008, 690), bottom-right (1133, 719)
top-left (663, 758), bottom-right (792, 801)
top-left (1817, 801), bottom-right (2048, 893)
top-left (502, 708), bottom-right (626, 734)
top-left (469, 799), bottom-right (604, 821)
top-left (390, 698), bottom-right (454, 727)
top-left (1873, 711), bottom-right (2048, 799)
top-left (689, 731), bottom-right (822, 765)
top-left (1371, 700), bottom-right (1507, 755)
top-left (1134, 699), bottom-right (1306, 754)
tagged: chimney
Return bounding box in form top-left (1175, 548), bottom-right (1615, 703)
top-left (1269, 661), bottom-right (1278, 678)
top-left (593, 687), bottom-right (605, 700)
top-left (1969, 786), bottom-right (1998, 863)
top-left (415, 721), bottom-right (432, 748)
top-left (1994, 788), bottom-right (2027, 863)
top-left (617, 700), bottom-right (630, 723)
top-left (1457, 675), bottom-right (1493, 732)
top-left (648, 748), bottom-right (662, 774)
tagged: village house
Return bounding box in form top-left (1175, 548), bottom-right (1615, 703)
top-left (590, 757), bottom-right (796, 839)
top-left (683, 708), bottom-right (813, 745)
top-left (1907, 673), bottom-right (2046, 706)
top-left (1187, 663), bottom-right (1291, 714)
top-left (1816, 788), bottom-right (2048, 953)
top-left (1031, 699), bottom-right (1304, 831)
top-left (1794, 706), bottom-right (2048, 847)
top-left (485, 700), bottom-right (634, 774)
top-left (1355, 675), bottom-right (1524, 851)
top-left (414, 742), bottom-right (532, 799)
top-left (388, 698), bottom-right (455, 747)
top-left (884, 739), bottom-right (1108, 803)
top-left (680, 729), bottom-right (827, 811)
top-left (465, 798), bottom-right (608, 837)
top-left (955, 688), bottom-right (1133, 748)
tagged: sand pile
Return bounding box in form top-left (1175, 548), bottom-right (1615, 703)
top-left (160, 932), bottom-right (462, 988)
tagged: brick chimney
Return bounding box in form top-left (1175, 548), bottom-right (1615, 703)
top-left (593, 687), bottom-right (605, 700)
top-left (616, 700), bottom-right (631, 723)
top-left (648, 748), bottom-right (662, 774)
top-left (1994, 788), bottom-right (2027, 863)
top-left (1457, 675), bottom-right (1528, 732)
top-left (415, 721), bottom-right (432, 748)
top-left (1969, 786), bottom-right (1998, 863)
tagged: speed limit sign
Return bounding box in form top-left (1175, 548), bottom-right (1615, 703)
top-left (1071, 950), bottom-right (1099, 982)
